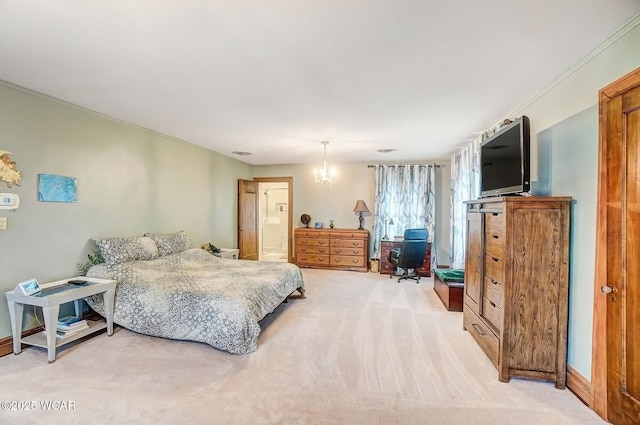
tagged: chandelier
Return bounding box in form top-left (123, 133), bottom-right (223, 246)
top-left (314, 141), bottom-right (335, 187)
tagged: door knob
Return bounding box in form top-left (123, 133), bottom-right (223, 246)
top-left (600, 285), bottom-right (617, 295)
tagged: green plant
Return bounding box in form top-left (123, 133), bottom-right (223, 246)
top-left (76, 250), bottom-right (104, 276)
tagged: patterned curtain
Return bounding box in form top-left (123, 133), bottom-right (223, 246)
top-left (371, 165), bottom-right (437, 268)
top-left (449, 123), bottom-right (503, 268)
top-left (449, 140), bottom-right (481, 268)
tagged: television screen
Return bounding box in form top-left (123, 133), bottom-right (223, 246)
top-left (481, 116), bottom-right (530, 197)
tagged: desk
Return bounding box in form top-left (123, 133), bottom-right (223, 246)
top-left (379, 240), bottom-right (431, 277)
top-left (5, 277), bottom-right (116, 363)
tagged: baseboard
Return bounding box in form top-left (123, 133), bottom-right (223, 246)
top-left (567, 365), bottom-right (592, 407)
top-left (0, 326), bottom-right (43, 357)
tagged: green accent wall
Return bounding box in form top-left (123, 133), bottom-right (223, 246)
top-left (0, 83), bottom-right (252, 337)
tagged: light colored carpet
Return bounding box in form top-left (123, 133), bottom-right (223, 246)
top-left (0, 269), bottom-right (605, 425)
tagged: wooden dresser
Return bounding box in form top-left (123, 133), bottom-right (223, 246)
top-left (463, 196), bottom-right (571, 388)
top-left (379, 240), bottom-right (431, 277)
top-left (295, 228), bottom-right (368, 272)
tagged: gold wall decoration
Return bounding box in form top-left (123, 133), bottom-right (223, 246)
top-left (0, 150), bottom-right (21, 188)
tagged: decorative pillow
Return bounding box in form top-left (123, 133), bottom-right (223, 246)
top-left (93, 236), bottom-right (159, 266)
top-left (144, 231), bottom-right (192, 256)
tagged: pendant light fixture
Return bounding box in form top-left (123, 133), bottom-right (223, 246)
top-left (314, 141), bottom-right (335, 187)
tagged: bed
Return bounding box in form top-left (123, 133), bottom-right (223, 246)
top-left (83, 233), bottom-right (305, 354)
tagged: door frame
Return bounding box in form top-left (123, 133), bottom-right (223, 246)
top-left (253, 176), bottom-right (294, 263)
top-left (592, 66), bottom-right (640, 419)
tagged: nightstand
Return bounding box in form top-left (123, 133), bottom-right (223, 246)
top-left (5, 276), bottom-right (116, 363)
top-left (212, 248), bottom-right (239, 259)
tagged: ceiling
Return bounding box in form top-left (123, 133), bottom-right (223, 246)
top-left (1, 1), bottom-right (639, 165)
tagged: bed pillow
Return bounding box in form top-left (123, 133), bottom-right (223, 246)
top-left (93, 236), bottom-right (159, 266)
top-left (145, 231), bottom-right (192, 256)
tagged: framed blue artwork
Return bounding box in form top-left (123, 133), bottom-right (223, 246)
top-left (38, 174), bottom-right (77, 203)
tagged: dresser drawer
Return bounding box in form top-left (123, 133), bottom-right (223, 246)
top-left (485, 232), bottom-right (506, 259)
top-left (485, 211), bottom-right (505, 237)
top-left (296, 254), bottom-right (330, 265)
top-left (330, 246), bottom-right (364, 256)
top-left (331, 239), bottom-right (365, 248)
top-left (297, 245), bottom-right (329, 255)
top-left (485, 255), bottom-right (505, 284)
top-left (331, 255), bottom-right (365, 267)
top-left (483, 276), bottom-right (503, 308)
top-left (296, 238), bottom-right (330, 247)
top-left (330, 231), bottom-right (367, 239)
top-left (464, 308), bottom-right (500, 368)
top-left (380, 262), bottom-right (395, 274)
top-left (295, 229), bottom-right (331, 238)
top-left (482, 296), bottom-right (503, 333)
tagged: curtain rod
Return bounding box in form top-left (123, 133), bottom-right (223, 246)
top-left (367, 164), bottom-right (443, 168)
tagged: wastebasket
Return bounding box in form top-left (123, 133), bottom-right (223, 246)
top-left (370, 259), bottom-right (380, 273)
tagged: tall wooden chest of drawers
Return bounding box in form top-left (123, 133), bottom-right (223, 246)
top-left (463, 196), bottom-right (571, 388)
top-left (295, 228), bottom-right (369, 272)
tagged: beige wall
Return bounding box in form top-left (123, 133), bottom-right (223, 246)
top-left (252, 161), bottom-right (451, 263)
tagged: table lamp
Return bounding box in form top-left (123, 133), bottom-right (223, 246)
top-left (352, 200), bottom-right (370, 230)
top-left (383, 217), bottom-right (394, 240)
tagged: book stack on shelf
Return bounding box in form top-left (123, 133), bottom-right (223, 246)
top-left (49, 316), bottom-right (90, 339)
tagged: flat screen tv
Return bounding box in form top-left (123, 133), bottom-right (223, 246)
top-left (480, 116), bottom-right (530, 197)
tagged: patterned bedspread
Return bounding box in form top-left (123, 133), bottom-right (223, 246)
top-left (84, 248), bottom-right (304, 354)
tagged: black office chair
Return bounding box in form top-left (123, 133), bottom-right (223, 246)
top-left (388, 228), bottom-right (428, 283)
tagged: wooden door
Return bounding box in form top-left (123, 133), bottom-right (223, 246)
top-left (594, 67), bottom-right (640, 424)
top-left (238, 179), bottom-right (258, 260)
top-left (464, 209), bottom-right (483, 313)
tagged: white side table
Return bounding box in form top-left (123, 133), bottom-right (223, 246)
top-left (212, 248), bottom-right (239, 259)
top-left (5, 276), bottom-right (117, 363)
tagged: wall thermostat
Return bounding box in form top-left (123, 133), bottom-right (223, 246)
top-left (0, 193), bottom-right (19, 209)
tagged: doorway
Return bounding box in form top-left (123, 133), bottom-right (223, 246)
top-left (247, 177), bottom-right (292, 263)
top-left (258, 181), bottom-right (289, 262)
top-left (592, 66), bottom-right (640, 424)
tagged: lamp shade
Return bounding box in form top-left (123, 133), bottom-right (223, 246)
top-left (352, 200), bottom-right (370, 213)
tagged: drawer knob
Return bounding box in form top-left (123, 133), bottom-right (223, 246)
top-left (490, 301), bottom-right (496, 308)
top-left (492, 235), bottom-right (499, 239)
